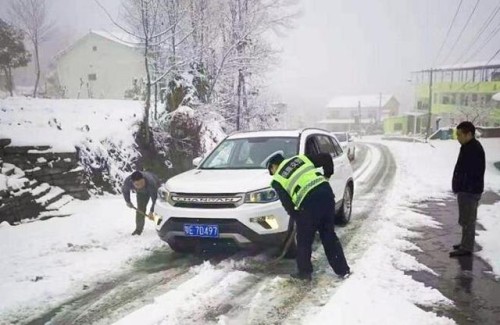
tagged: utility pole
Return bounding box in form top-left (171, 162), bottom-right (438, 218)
top-left (426, 69), bottom-right (434, 139)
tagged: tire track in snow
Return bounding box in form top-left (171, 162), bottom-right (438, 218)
top-left (26, 249), bottom-right (245, 325)
top-left (30, 143), bottom-right (396, 325)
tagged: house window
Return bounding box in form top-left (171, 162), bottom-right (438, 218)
top-left (394, 123), bottom-right (403, 131)
top-left (92, 46), bottom-right (97, 51)
top-left (442, 95), bottom-right (450, 105)
top-left (472, 94), bottom-right (478, 102)
top-left (88, 73), bottom-right (97, 81)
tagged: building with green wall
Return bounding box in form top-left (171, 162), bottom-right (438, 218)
top-left (412, 61), bottom-right (500, 130)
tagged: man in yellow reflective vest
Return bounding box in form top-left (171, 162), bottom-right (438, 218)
top-left (267, 153), bottom-right (350, 281)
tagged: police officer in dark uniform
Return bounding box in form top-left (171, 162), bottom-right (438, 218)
top-left (267, 152), bottom-right (350, 280)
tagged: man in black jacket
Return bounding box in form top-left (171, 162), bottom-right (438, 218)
top-left (267, 152), bottom-right (350, 280)
top-left (450, 121), bottom-right (485, 257)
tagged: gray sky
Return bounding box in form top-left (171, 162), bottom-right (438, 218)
top-left (2, 0), bottom-right (499, 114)
top-left (269, 0), bottom-right (500, 114)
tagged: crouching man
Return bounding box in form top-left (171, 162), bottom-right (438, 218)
top-left (122, 171), bottom-right (160, 236)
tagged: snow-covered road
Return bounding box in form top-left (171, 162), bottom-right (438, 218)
top-left (8, 143), bottom-right (446, 325)
top-left (4, 138), bottom-right (499, 325)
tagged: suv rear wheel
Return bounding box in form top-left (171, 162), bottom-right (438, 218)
top-left (337, 184), bottom-right (353, 225)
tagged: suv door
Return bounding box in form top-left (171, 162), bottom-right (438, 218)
top-left (314, 134), bottom-right (346, 200)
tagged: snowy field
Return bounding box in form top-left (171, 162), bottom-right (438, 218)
top-left (0, 97), bottom-right (143, 152)
top-left (0, 98), bottom-right (144, 191)
top-left (0, 195), bottom-right (163, 323)
top-left (1, 98), bottom-right (499, 324)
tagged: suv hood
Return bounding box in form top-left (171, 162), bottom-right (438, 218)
top-left (165, 169), bottom-right (273, 194)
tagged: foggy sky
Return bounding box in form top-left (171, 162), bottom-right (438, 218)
top-left (1, 0), bottom-right (499, 117)
top-left (269, 0), bottom-right (500, 116)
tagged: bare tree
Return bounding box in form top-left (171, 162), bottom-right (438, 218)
top-left (9, 0), bottom-right (54, 97)
top-left (96, 0), bottom-right (160, 144)
top-left (457, 105), bottom-right (493, 126)
top-left (206, 0), bottom-right (297, 130)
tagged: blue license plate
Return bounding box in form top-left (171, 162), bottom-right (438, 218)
top-left (184, 224), bottom-right (219, 238)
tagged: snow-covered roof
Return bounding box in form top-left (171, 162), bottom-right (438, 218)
top-left (327, 95), bottom-right (396, 109)
top-left (55, 30), bottom-right (142, 60)
top-left (415, 60), bottom-right (500, 72)
top-left (90, 30), bottom-right (142, 48)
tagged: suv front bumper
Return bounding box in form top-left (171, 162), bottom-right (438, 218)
top-left (154, 200), bottom-right (290, 247)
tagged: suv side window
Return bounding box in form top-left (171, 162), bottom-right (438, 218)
top-left (305, 136), bottom-right (319, 156)
top-left (330, 136), bottom-right (343, 156)
top-left (316, 135), bottom-right (337, 157)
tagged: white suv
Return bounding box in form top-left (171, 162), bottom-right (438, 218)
top-left (154, 128), bottom-right (354, 254)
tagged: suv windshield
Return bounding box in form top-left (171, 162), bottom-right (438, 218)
top-left (333, 133), bottom-right (347, 142)
top-left (201, 137), bottom-right (298, 169)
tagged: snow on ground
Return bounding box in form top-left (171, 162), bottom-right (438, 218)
top-left (113, 261), bottom-right (252, 325)
top-left (306, 137), bottom-right (500, 324)
top-left (0, 129), bottom-right (498, 324)
top-left (377, 138), bottom-right (500, 277)
top-left (0, 97), bottom-right (142, 152)
top-left (304, 142), bottom-right (456, 325)
top-left (0, 194), bottom-right (163, 323)
top-left (0, 97), bottom-right (144, 190)
top-left (477, 201), bottom-right (500, 279)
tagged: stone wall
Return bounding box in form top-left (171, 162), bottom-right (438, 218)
top-left (1, 141), bottom-right (89, 200)
top-left (0, 138), bottom-right (90, 224)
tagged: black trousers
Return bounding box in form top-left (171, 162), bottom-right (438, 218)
top-left (295, 183), bottom-right (350, 276)
top-left (457, 192), bottom-right (481, 252)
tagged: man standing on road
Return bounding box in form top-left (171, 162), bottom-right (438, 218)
top-left (450, 121), bottom-right (485, 257)
top-left (122, 171), bottom-right (161, 236)
top-left (266, 153), bottom-right (350, 280)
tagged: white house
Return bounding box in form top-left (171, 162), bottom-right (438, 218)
top-left (56, 30), bottom-right (145, 99)
top-left (318, 94), bottom-right (400, 132)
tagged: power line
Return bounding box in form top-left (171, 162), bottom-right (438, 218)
top-left (440, 0), bottom-right (481, 66)
top-left (432, 0), bottom-right (464, 66)
top-left (464, 19), bottom-right (500, 63)
top-left (453, 3), bottom-right (500, 65)
top-left (485, 47), bottom-right (500, 65)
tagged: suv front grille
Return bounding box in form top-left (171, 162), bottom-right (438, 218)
top-left (170, 193), bottom-right (243, 209)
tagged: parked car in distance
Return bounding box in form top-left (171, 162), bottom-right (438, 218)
top-left (331, 132), bottom-right (355, 161)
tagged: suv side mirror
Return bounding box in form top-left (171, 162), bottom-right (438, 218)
top-left (192, 157), bottom-right (203, 167)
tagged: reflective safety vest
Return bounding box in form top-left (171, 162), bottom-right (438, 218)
top-left (272, 155), bottom-right (327, 209)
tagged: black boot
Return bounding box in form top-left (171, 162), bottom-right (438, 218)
top-left (131, 229), bottom-right (142, 236)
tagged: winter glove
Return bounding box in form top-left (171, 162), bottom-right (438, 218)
top-left (147, 212), bottom-right (154, 220)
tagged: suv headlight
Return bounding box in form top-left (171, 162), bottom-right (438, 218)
top-left (158, 187), bottom-right (170, 202)
top-left (245, 187), bottom-right (278, 203)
